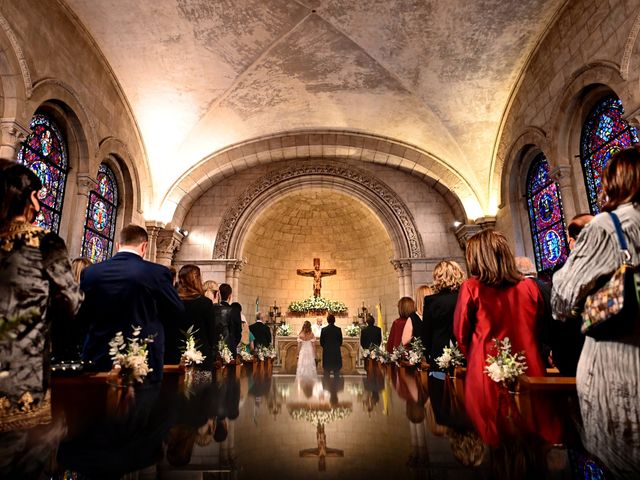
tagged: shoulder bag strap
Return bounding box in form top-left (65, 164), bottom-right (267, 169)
top-left (609, 212), bottom-right (632, 264)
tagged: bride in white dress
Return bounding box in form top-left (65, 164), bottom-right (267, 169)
top-left (296, 321), bottom-right (317, 378)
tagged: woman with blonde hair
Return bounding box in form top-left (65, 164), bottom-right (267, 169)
top-left (454, 229), bottom-right (547, 445)
top-left (296, 320), bottom-right (316, 378)
top-left (203, 280), bottom-right (219, 304)
top-left (387, 297), bottom-right (416, 353)
top-left (405, 261), bottom-right (466, 364)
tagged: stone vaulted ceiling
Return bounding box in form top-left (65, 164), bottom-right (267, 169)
top-left (63, 0), bottom-right (566, 218)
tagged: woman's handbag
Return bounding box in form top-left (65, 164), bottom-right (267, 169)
top-left (581, 212), bottom-right (640, 339)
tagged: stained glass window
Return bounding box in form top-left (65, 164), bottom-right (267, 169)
top-left (16, 114), bottom-right (68, 233)
top-left (81, 164), bottom-right (119, 263)
top-left (580, 96), bottom-right (639, 214)
top-left (526, 154), bottom-right (569, 274)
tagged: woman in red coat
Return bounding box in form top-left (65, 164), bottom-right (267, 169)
top-left (453, 230), bottom-right (552, 445)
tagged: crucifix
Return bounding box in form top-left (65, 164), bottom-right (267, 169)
top-left (299, 423), bottom-right (344, 471)
top-left (297, 258), bottom-right (337, 297)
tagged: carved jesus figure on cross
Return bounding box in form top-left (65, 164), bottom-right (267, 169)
top-left (297, 258), bottom-right (337, 297)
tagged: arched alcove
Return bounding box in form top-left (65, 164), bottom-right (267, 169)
top-left (236, 188), bottom-right (399, 329)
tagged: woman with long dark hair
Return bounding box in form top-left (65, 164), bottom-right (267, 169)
top-left (0, 159), bottom-right (82, 431)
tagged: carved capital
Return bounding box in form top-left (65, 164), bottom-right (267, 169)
top-left (549, 165), bottom-right (572, 187)
top-left (76, 174), bottom-right (96, 195)
top-left (454, 224), bottom-right (482, 250)
top-left (390, 259), bottom-right (412, 273)
top-left (0, 119), bottom-right (29, 155)
top-left (475, 216), bottom-right (496, 230)
top-left (156, 228), bottom-right (184, 263)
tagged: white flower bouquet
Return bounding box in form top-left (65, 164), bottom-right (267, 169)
top-left (276, 323), bottom-right (292, 336)
top-left (108, 325), bottom-right (155, 384)
top-left (364, 345), bottom-right (390, 364)
top-left (435, 341), bottom-right (465, 371)
top-left (217, 337), bottom-right (234, 365)
top-left (484, 337), bottom-right (528, 390)
top-left (345, 324), bottom-right (360, 337)
top-left (239, 349), bottom-right (254, 362)
top-left (288, 296), bottom-right (347, 314)
top-left (390, 337), bottom-right (424, 366)
top-left (180, 325), bottom-right (205, 367)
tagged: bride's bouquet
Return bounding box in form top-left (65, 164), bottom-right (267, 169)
top-left (108, 325), bottom-right (154, 383)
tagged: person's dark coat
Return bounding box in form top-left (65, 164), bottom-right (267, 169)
top-left (360, 324), bottom-right (382, 349)
top-left (212, 301), bottom-right (241, 354)
top-left (249, 321), bottom-right (272, 348)
top-left (320, 323), bottom-right (343, 373)
top-left (79, 252), bottom-right (184, 382)
top-left (165, 295), bottom-right (215, 369)
top-left (422, 291), bottom-right (459, 364)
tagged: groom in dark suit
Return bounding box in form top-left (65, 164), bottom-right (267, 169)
top-left (79, 224), bottom-right (184, 382)
top-left (320, 314), bottom-right (342, 376)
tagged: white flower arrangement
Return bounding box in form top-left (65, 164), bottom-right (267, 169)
top-left (217, 337), bottom-right (234, 365)
top-left (390, 337), bottom-right (424, 366)
top-left (362, 345), bottom-right (390, 364)
top-left (256, 345), bottom-right (277, 360)
top-left (288, 296), bottom-right (348, 314)
top-left (276, 323), bottom-right (293, 336)
top-left (484, 337), bottom-right (528, 388)
top-left (345, 324), bottom-right (360, 337)
top-left (180, 325), bottom-right (205, 367)
top-left (289, 406), bottom-right (352, 425)
top-left (108, 325), bottom-right (154, 383)
top-left (239, 349), bottom-right (254, 362)
top-left (390, 344), bottom-right (406, 364)
top-left (435, 341), bottom-right (465, 370)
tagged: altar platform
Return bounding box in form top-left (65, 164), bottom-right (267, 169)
top-left (275, 335), bottom-right (361, 374)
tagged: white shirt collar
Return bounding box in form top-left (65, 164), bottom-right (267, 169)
top-left (118, 247), bottom-right (143, 258)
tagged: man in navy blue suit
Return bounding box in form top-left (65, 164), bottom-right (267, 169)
top-left (79, 224), bottom-right (184, 382)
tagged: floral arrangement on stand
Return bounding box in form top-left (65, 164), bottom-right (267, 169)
top-left (435, 341), bottom-right (465, 372)
top-left (217, 337), bottom-right (234, 365)
top-left (238, 350), bottom-right (254, 362)
top-left (288, 296), bottom-right (348, 315)
top-left (256, 345), bottom-right (277, 361)
top-left (390, 337), bottom-right (424, 367)
top-left (180, 326), bottom-right (205, 367)
top-left (484, 337), bottom-right (528, 391)
top-left (276, 323), bottom-right (293, 336)
top-left (108, 325), bottom-right (155, 384)
top-left (345, 324), bottom-right (360, 337)
top-left (289, 405), bottom-right (352, 425)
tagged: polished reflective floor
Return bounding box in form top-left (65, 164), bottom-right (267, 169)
top-left (0, 365), bottom-right (612, 479)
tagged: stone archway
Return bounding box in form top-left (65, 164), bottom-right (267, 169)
top-left (213, 161), bottom-right (424, 262)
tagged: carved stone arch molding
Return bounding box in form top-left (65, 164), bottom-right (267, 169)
top-left (212, 161), bottom-right (425, 260)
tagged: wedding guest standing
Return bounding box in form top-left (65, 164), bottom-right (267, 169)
top-left (552, 147), bottom-right (640, 477)
top-left (454, 230), bottom-right (548, 444)
top-left (166, 264), bottom-right (215, 369)
top-left (416, 261), bottom-right (466, 365)
top-left (0, 160), bottom-right (82, 431)
top-left (387, 297), bottom-right (415, 353)
top-left (250, 312), bottom-right (272, 348)
top-left (320, 314), bottom-right (343, 376)
top-left (402, 286), bottom-right (433, 347)
top-left (360, 314), bottom-right (382, 349)
top-left (78, 224), bottom-right (184, 382)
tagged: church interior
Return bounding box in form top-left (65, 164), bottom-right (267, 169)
top-left (1, 0), bottom-right (640, 478)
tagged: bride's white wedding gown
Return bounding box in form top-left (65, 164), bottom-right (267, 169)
top-left (296, 336), bottom-right (317, 378)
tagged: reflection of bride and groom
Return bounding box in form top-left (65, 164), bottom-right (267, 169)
top-left (296, 314), bottom-right (343, 380)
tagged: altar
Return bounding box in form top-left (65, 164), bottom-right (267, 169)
top-left (276, 335), bottom-right (361, 374)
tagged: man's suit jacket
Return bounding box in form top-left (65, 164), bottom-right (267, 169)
top-left (249, 321), bottom-right (272, 348)
top-left (360, 325), bottom-right (382, 349)
top-left (320, 324), bottom-right (343, 372)
top-left (78, 252), bottom-right (184, 382)
top-left (213, 301), bottom-right (242, 353)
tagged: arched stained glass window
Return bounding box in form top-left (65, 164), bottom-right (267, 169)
top-left (16, 114), bottom-right (68, 233)
top-left (526, 154), bottom-right (569, 274)
top-left (81, 163), bottom-right (119, 263)
top-left (580, 96), bottom-right (639, 214)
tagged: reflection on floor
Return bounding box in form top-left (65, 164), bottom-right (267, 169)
top-left (0, 364), bottom-right (614, 479)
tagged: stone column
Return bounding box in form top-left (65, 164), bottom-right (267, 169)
top-left (68, 174), bottom-right (95, 256)
top-left (145, 221), bottom-right (164, 262)
top-left (391, 259), bottom-right (413, 297)
top-left (454, 224), bottom-right (481, 251)
top-left (550, 165), bottom-right (576, 221)
top-left (0, 119), bottom-right (29, 159)
top-left (155, 228), bottom-right (185, 267)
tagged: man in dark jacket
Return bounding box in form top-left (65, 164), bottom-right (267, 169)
top-left (250, 312), bottom-right (272, 348)
top-left (360, 314), bottom-right (382, 349)
top-left (213, 283), bottom-right (242, 356)
top-left (79, 224), bottom-right (184, 383)
top-left (320, 314), bottom-right (343, 376)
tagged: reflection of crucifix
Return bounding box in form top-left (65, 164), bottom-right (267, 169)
top-left (299, 423), bottom-right (344, 471)
top-left (297, 258), bottom-right (337, 297)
